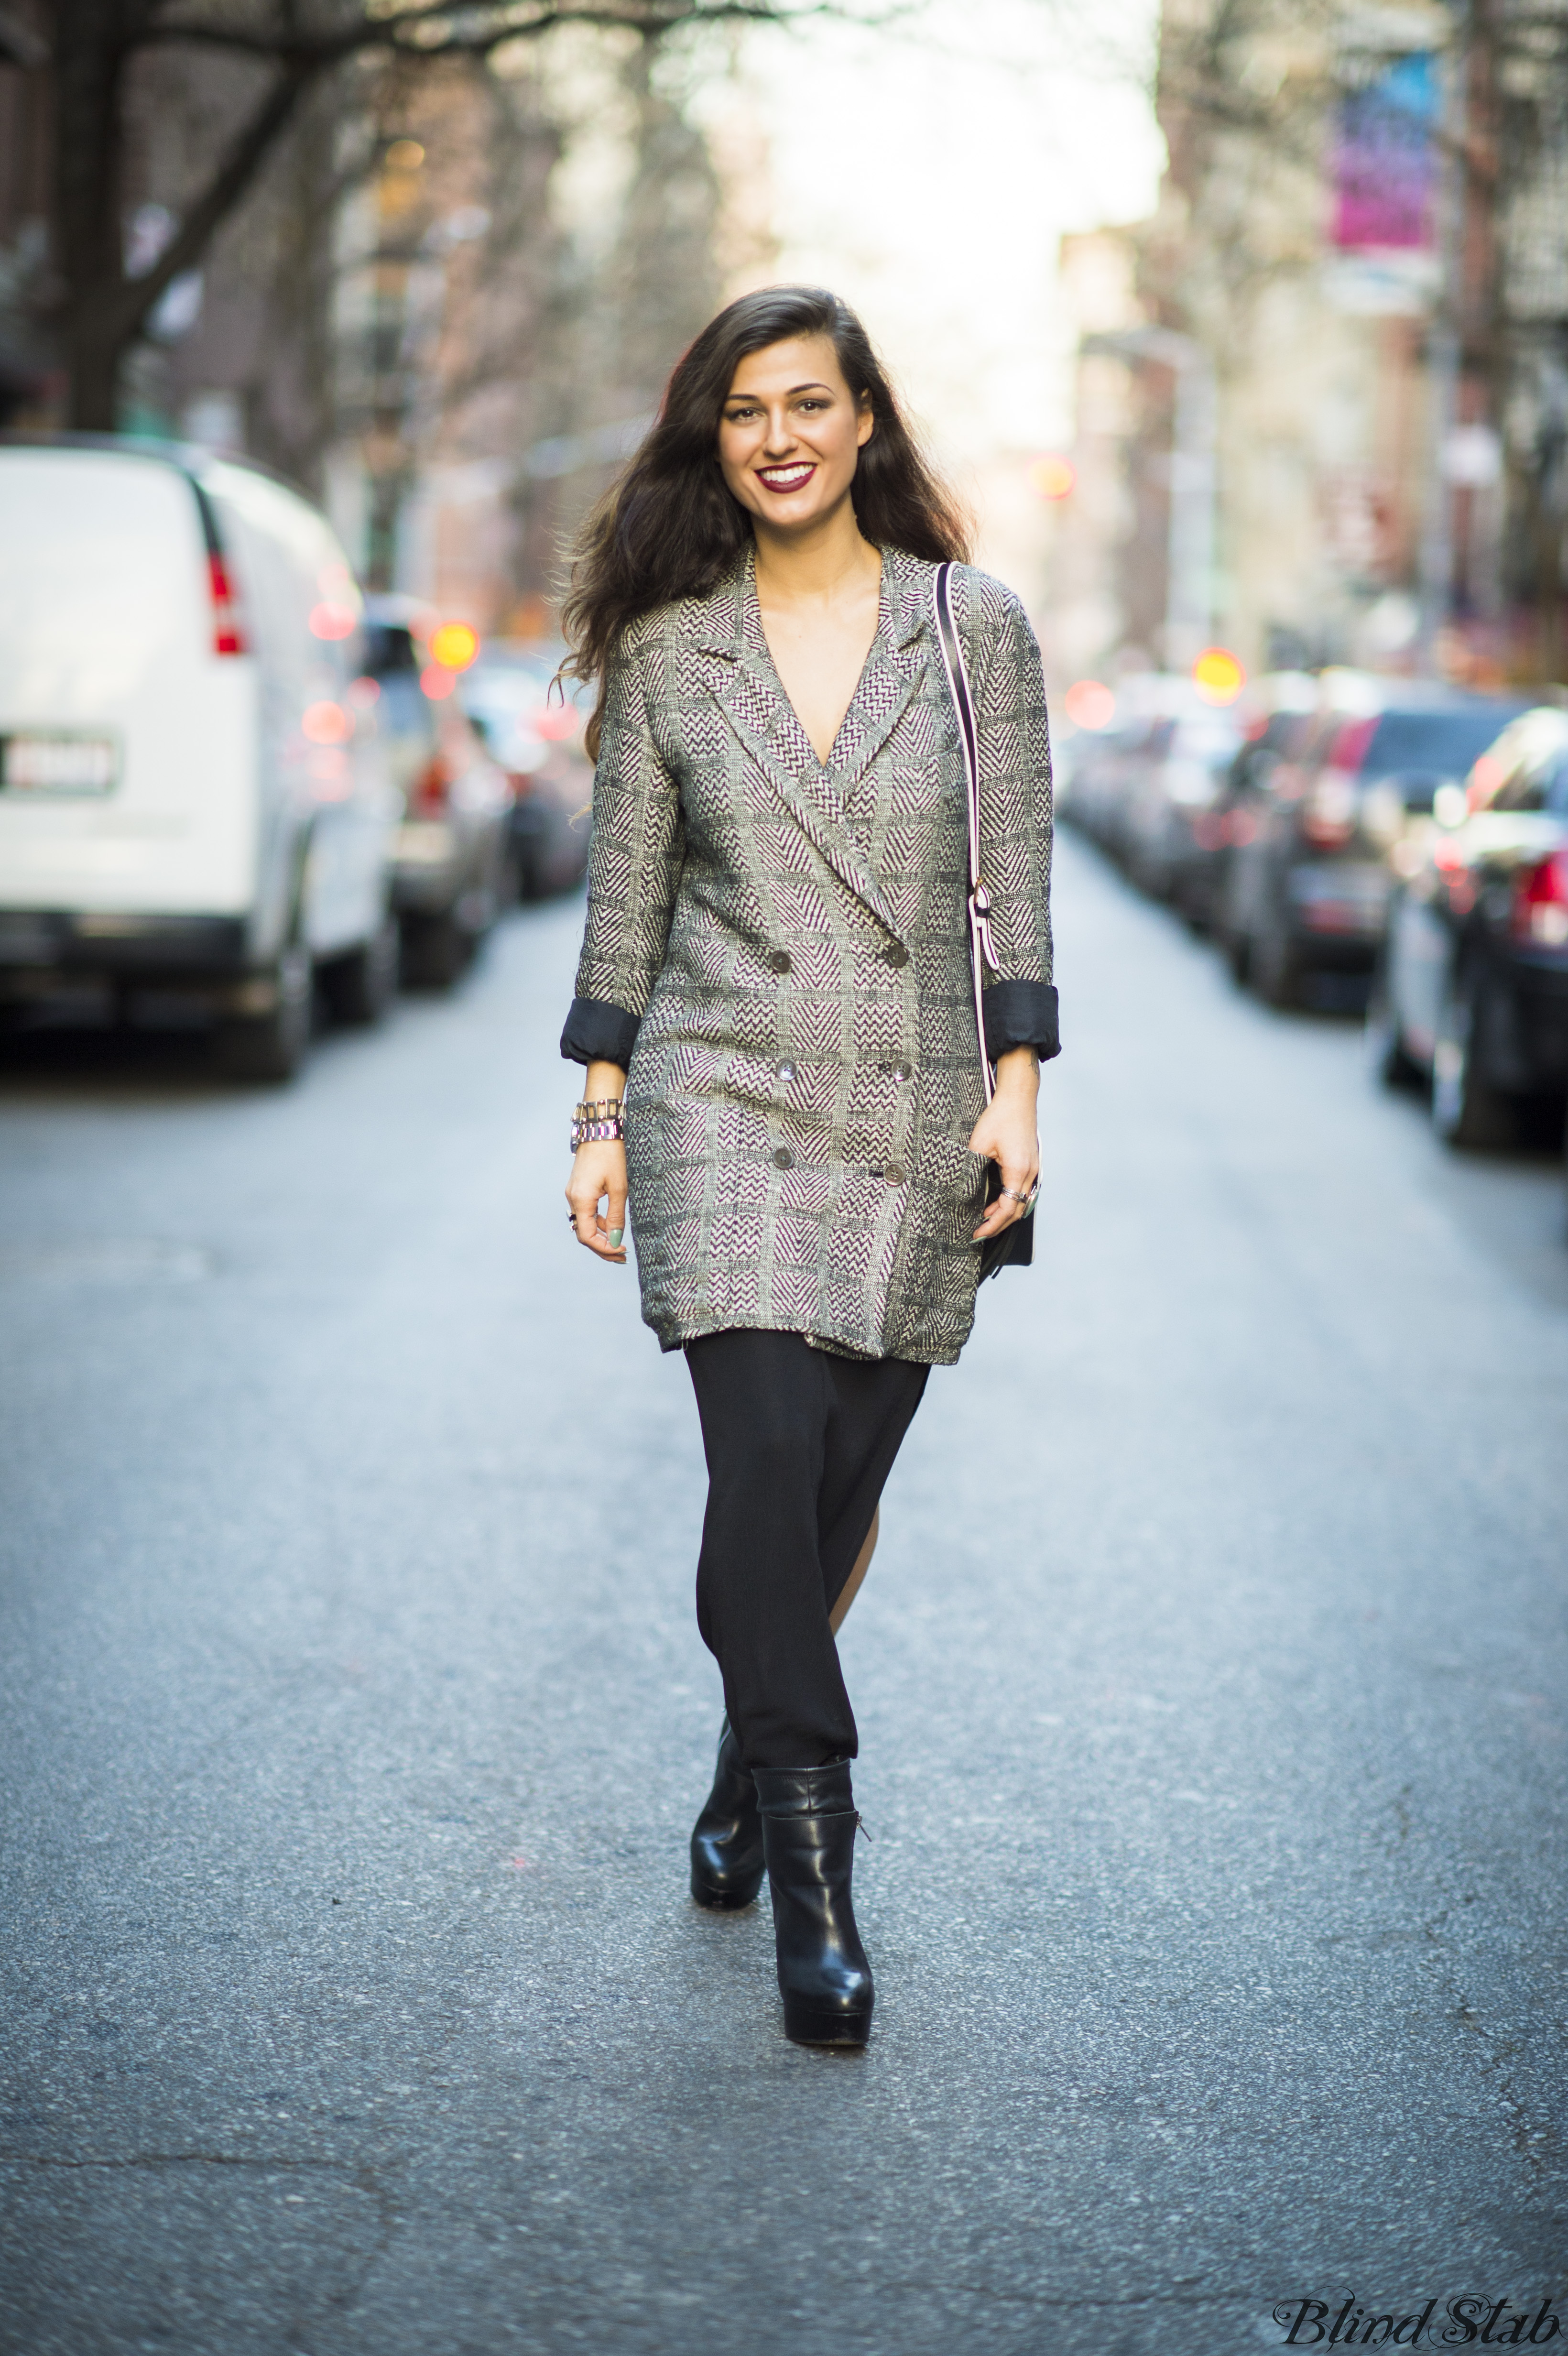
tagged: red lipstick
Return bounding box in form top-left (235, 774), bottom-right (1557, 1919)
top-left (756, 462), bottom-right (817, 495)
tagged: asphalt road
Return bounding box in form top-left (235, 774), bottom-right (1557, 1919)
top-left (2, 836), bottom-right (1566, 2356)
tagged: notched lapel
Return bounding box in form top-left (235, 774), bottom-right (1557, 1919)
top-left (711, 668), bottom-right (906, 943)
top-left (830, 644), bottom-right (924, 802)
top-left (685, 545), bottom-right (942, 944)
top-left (832, 547), bottom-right (935, 798)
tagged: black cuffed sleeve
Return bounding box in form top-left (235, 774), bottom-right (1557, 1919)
top-left (983, 978), bottom-right (1060, 1064)
top-left (560, 995), bottom-right (641, 1070)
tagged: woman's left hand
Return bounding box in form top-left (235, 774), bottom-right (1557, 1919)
top-left (968, 1047), bottom-right (1040, 1241)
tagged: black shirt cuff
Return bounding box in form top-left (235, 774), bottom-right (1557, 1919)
top-left (983, 979), bottom-right (1060, 1064)
top-left (560, 996), bottom-right (641, 1069)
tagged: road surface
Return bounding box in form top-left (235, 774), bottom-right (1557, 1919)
top-left (2, 836), bottom-right (1565, 2354)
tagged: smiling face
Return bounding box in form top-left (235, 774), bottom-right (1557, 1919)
top-left (716, 335), bottom-right (874, 534)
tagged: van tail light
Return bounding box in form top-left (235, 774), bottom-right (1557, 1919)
top-left (410, 753), bottom-right (451, 817)
top-left (1511, 851), bottom-right (1568, 948)
top-left (1300, 771), bottom-right (1357, 850)
top-left (208, 552), bottom-right (245, 656)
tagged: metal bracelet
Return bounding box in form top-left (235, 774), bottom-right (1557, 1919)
top-left (571, 1098), bottom-right (624, 1150)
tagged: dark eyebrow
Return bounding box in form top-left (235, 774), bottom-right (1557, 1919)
top-left (725, 381), bottom-right (835, 402)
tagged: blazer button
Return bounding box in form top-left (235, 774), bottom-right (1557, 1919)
top-left (770, 949), bottom-right (792, 974)
top-left (892, 1060), bottom-right (912, 1082)
top-left (773, 1146), bottom-right (794, 1170)
top-left (882, 943), bottom-right (909, 968)
top-left (884, 1162), bottom-right (906, 1187)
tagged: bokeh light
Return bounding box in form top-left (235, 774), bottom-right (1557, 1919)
top-left (302, 699), bottom-right (350, 743)
top-left (1028, 455), bottom-right (1077, 501)
top-left (429, 621), bottom-right (480, 673)
top-left (1064, 678), bottom-right (1115, 731)
top-left (1192, 647), bottom-right (1246, 705)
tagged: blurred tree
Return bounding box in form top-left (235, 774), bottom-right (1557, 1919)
top-left (1145, 0), bottom-right (1568, 676)
top-left (44, 0), bottom-right (831, 427)
top-left (508, 33), bottom-right (724, 602)
top-left (127, 26), bottom-right (717, 620)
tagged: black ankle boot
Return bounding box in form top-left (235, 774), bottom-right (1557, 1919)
top-left (753, 1762), bottom-right (873, 2048)
top-left (690, 1718), bottom-right (765, 1909)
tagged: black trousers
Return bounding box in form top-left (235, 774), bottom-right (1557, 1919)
top-left (685, 1329), bottom-right (930, 1772)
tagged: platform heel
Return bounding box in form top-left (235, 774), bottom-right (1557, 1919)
top-left (754, 1761), bottom-right (873, 2048)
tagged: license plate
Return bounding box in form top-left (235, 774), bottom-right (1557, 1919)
top-left (0, 733), bottom-right (119, 795)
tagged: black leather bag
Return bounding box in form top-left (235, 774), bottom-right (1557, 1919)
top-left (931, 561), bottom-right (1035, 1283)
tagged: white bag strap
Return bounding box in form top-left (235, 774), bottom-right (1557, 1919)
top-left (931, 560), bottom-right (999, 1106)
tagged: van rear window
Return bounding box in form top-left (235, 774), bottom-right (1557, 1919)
top-left (0, 445), bottom-right (212, 692)
top-left (0, 451), bottom-right (208, 677)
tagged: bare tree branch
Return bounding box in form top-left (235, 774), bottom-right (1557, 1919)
top-left (44, 0), bottom-right (892, 424)
top-left (106, 64), bottom-right (316, 347)
top-left (139, 0), bottom-right (852, 59)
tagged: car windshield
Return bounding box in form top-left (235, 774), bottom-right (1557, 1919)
top-left (461, 651), bottom-right (586, 772)
top-left (1174, 718), bottom-right (1242, 760)
top-left (465, 654), bottom-right (582, 717)
top-left (468, 657), bottom-right (550, 695)
top-left (1361, 707), bottom-right (1527, 782)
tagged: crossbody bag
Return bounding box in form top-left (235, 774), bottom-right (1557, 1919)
top-left (931, 559), bottom-right (1035, 1281)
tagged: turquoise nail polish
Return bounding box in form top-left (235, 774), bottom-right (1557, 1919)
top-left (609, 1228), bottom-right (624, 1248)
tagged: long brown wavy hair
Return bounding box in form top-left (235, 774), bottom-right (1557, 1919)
top-left (560, 285), bottom-right (972, 756)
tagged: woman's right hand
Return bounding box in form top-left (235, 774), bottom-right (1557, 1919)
top-left (567, 1140), bottom-right (629, 1263)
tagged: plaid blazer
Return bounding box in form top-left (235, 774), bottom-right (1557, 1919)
top-left (562, 544), bottom-right (1058, 1366)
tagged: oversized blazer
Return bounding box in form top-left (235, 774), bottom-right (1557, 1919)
top-left (561, 543), bottom-right (1059, 1367)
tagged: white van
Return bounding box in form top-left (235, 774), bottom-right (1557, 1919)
top-left (0, 436), bottom-right (398, 1078)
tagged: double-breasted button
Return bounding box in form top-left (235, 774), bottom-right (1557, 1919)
top-left (882, 942), bottom-right (909, 969)
top-left (884, 1162), bottom-right (907, 1187)
top-left (773, 1146), bottom-right (794, 1171)
top-left (775, 1059), bottom-right (795, 1083)
top-left (769, 949), bottom-right (792, 974)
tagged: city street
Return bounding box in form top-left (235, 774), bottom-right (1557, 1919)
top-left (2, 834), bottom-right (1565, 2356)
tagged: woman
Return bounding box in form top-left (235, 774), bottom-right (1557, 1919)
top-left (560, 286), bottom-right (1057, 2049)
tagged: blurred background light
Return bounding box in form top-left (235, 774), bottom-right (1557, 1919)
top-left (1192, 648), bottom-right (1246, 706)
top-left (1064, 679), bottom-right (1116, 731)
top-left (428, 622), bottom-right (480, 674)
top-left (302, 700), bottom-right (350, 744)
top-left (1028, 454), bottom-right (1077, 501)
top-left (309, 603), bottom-right (357, 641)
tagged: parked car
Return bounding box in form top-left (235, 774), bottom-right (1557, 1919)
top-left (1221, 676), bottom-right (1529, 1008)
top-left (1120, 704), bottom-right (1247, 917)
top-left (360, 599), bottom-right (513, 987)
top-left (1058, 676), bottom-right (1190, 863)
top-left (458, 645), bottom-right (591, 899)
top-left (1370, 705), bottom-right (1568, 1145)
top-left (1055, 712), bottom-right (1134, 847)
top-left (1178, 675), bottom-right (1318, 935)
top-left (0, 434), bottom-right (398, 1079)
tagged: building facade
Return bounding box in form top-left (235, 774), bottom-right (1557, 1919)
top-left (1052, 0), bottom-right (1568, 693)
